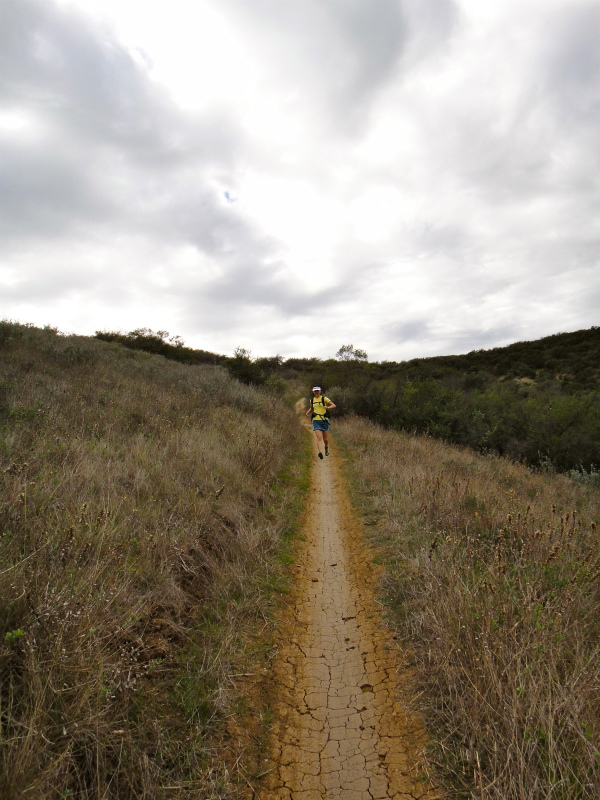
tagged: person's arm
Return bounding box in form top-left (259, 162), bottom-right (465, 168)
top-left (324, 397), bottom-right (336, 409)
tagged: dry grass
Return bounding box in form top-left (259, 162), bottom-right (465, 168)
top-left (0, 322), bottom-right (304, 799)
top-left (336, 415), bottom-right (600, 800)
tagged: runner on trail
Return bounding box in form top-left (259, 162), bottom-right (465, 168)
top-left (305, 386), bottom-right (336, 460)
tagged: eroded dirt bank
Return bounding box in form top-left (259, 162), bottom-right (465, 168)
top-left (262, 430), bottom-right (437, 800)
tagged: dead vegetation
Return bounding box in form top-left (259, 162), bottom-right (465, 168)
top-left (0, 321), bottom-right (304, 799)
top-left (337, 415), bottom-right (600, 799)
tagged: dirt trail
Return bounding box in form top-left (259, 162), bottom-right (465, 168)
top-left (263, 416), bottom-right (436, 800)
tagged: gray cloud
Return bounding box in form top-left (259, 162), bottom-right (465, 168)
top-left (0, 0), bottom-right (316, 323)
top-left (384, 319), bottom-right (525, 360)
top-left (172, 239), bottom-right (389, 336)
top-left (0, 0), bottom-right (598, 360)
top-left (401, 0), bottom-right (459, 67)
top-left (385, 319), bottom-right (432, 344)
top-left (0, 142), bottom-right (114, 242)
top-left (220, 0), bottom-right (418, 133)
top-left (542, 3), bottom-right (600, 126)
top-left (1, 0), bottom-right (167, 154)
top-left (0, 0), bottom-right (244, 248)
top-left (1, 0), bottom-right (394, 331)
top-left (444, 325), bottom-right (527, 355)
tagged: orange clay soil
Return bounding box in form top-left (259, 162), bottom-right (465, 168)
top-left (261, 416), bottom-right (438, 800)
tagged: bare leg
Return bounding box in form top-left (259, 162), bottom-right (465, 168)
top-left (315, 429), bottom-right (325, 457)
top-left (323, 430), bottom-right (330, 454)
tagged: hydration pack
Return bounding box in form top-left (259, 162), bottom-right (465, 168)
top-left (310, 394), bottom-right (330, 420)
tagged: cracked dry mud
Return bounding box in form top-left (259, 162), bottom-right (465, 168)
top-left (262, 432), bottom-right (437, 800)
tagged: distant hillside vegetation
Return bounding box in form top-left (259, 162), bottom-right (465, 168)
top-left (95, 326), bottom-right (600, 473)
top-left (286, 327), bottom-right (600, 474)
top-left (287, 326), bottom-right (600, 388)
top-left (0, 321), bottom-right (304, 799)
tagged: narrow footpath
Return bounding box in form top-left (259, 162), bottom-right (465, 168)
top-left (263, 419), bottom-right (437, 800)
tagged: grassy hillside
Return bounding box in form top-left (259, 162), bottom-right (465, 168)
top-left (337, 416), bottom-right (600, 799)
top-left (0, 322), bottom-right (305, 799)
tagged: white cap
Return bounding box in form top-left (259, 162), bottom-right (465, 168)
top-left (312, 386), bottom-right (321, 391)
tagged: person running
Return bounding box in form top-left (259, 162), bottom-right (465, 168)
top-left (305, 386), bottom-right (336, 459)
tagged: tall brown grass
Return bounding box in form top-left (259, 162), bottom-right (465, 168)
top-left (0, 322), bottom-right (304, 799)
top-left (336, 415), bottom-right (600, 799)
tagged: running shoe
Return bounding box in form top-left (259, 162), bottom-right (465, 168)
top-left (325, 447), bottom-right (329, 456)
top-left (318, 452), bottom-right (324, 460)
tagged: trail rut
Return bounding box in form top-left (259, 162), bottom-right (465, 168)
top-left (262, 422), bottom-right (437, 800)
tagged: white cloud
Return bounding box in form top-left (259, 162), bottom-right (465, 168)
top-left (0, 0), bottom-right (598, 360)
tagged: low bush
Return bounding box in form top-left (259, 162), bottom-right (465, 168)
top-left (337, 416), bottom-right (600, 799)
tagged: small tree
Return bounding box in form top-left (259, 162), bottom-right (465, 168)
top-left (233, 346), bottom-right (252, 360)
top-left (335, 344), bottom-right (368, 362)
top-left (229, 347), bottom-right (264, 385)
top-left (128, 329), bottom-right (184, 348)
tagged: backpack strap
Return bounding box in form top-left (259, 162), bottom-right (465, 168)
top-left (310, 393), bottom-right (329, 419)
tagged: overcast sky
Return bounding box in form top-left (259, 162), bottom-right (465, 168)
top-left (1, 0), bottom-right (598, 361)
